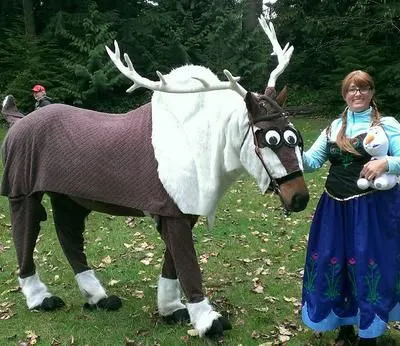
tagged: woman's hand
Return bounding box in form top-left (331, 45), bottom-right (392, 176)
top-left (360, 158), bottom-right (389, 180)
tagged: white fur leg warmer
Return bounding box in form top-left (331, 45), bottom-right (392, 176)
top-left (75, 270), bottom-right (107, 305)
top-left (157, 276), bottom-right (186, 316)
top-left (187, 298), bottom-right (221, 337)
top-left (19, 273), bottom-right (52, 309)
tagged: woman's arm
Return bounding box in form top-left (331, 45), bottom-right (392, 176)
top-left (302, 128), bottom-right (329, 172)
top-left (382, 117), bottom-right (400, 174)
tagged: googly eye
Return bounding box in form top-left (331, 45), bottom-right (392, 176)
top-left (283, 129), bottom-right (298, 146)
top-left (264, 130), bottom-right (281, 146)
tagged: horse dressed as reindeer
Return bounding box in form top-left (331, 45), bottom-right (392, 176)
top-left (1, 17), bottom-right (309, 340)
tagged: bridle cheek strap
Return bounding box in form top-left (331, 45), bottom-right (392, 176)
top-left (242, 121), bottom-right (302, 200)
top-left (250, 124), bottom-right (281, 195)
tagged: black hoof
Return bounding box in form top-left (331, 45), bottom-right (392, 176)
top-left (218, 316), bottom-right (232, 330)
top-left (36, 296), bottom-right (65, 311)
top-left (204, 317), bottom-right (231, 341)
top-left (84, 295), bottom-right (122, 311)
top-left (162, 308), bottom-right (190, 324)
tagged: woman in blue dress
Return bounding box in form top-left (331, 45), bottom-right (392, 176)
top-left (301, 70), bottom-right (400, 346)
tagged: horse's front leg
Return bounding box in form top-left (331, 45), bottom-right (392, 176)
top-left (9, 193), bottom-right (65, 310)
top-left (50, 193), bottom-right (121, 311)
top-left (157, 216), bottom-right (232, 339)
top-left (157, 249), bottom-right (190, 324)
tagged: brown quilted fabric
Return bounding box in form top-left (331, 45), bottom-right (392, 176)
top-left (1, 103), bottom-right (183, 217)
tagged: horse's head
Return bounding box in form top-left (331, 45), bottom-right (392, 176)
top-left (241, 89), bottom-right (309, 213)
top-left (1, 95), bottom-right (24, 127)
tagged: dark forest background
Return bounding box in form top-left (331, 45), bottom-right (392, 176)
top-left (1, 0), bottom-right (399, 116)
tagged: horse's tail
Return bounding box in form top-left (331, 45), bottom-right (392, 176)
top-left (2, 95), bottom-right (24, 127)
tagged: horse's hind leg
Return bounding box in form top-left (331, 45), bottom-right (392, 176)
top-left (157, 216), bottom-right (231, 339)
top-left (49, 193), bottom-right (121, 310)
top-left (10, 193), bottom-right (65, 310)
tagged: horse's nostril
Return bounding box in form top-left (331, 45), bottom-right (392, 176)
top-left (291, 192), bottom-right (309, 212)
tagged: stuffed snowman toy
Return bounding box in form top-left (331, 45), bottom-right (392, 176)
top-left (357, 125), bottom-right (399, 190)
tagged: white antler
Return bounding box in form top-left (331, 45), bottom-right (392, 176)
top-left (258, 16), bottom-right (294, 88)
top-left (106, 41), bottom-right (247, 97)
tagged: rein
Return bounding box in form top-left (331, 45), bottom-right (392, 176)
top-left (249, 123), bottom-right (281, 195)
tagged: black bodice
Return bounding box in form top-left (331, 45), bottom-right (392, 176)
top-left (325, 133), bottom-right (373, 199)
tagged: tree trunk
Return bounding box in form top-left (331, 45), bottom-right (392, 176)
top-left (242, 0), bottom-right (263, 33)
top-left (22, 0), bottom-right (36, 36)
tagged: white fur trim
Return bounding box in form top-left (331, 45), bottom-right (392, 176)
top-left (187, 298), bottom-right (221, 337)
top-left (157, 276), bottom-right (186, 316)
top-left (19, 273), bottom-right (52, 309)
top-left (75, 270), bottom-right (107, 305)
top-left (151, 65), bottom-right (247, 216)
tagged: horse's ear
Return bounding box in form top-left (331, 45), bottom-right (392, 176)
top-left (264, 87), bottom-right (276, 99)
top-left (275, 85), bottom-right (288, 107)
top-left (244, 92), bottom-right (259, 122)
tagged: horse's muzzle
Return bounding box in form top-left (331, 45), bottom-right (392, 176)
top-left (288, 191), bottom-right (309, 212)
top-left (278, 173), bottom-right (309, 212)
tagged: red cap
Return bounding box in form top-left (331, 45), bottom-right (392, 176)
top-left (32, 84), bottom-right (45, 92)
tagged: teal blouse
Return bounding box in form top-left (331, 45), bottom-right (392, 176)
top-left (303, 107), bottom-right (400, 174)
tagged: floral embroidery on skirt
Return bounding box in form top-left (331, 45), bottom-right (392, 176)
top-left (301, 187), bottom-right (400, 338)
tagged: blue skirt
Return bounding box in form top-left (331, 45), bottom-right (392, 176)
top-left (301, 186), bottom-right (400, 338)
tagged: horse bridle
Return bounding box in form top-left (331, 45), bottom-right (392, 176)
top-left (241, 115), bottom-right (304, 211)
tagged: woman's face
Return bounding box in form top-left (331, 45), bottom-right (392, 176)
top-left (344, 83), bottom-right (373, 112)
top-left (33, 91), bottom-right (45, 101)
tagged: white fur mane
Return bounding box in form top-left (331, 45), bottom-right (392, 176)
top-left (151, 65), bottom-right (270, 217)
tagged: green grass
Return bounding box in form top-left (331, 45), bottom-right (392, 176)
top-left (0, 117), bottom-right (399, 345)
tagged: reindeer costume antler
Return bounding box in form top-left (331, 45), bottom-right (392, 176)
top-left (106, 16), bottom-right (293, 98)
top-left (105, 43), bottom-right (247, 97)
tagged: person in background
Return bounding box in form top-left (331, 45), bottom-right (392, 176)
top-left (32, 84), bottom-right (52, 110)
top-left (300, 70), bottom-right (400, 346)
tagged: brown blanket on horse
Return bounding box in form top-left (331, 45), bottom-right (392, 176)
top-left (1, 103), bottom-right (182, 217)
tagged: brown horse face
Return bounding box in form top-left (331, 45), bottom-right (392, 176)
top-left (243, 92), bottom-right (309, 212)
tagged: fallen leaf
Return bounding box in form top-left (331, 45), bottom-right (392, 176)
top-left (134, 290), bottom-right (144, 299)
top-left (51, 338), bottom-right (61, 346)
top-left (278, 335), bottom-right (290, 342)
top-left (187, 329), bottom-right (199, 337)
top-left (252, 285), bottom-right (264, 294)
top-left (0, 301), bottom-right (15, 320)
top-left (140, 258), bottom-right (152, 266)
top-left (23, 330), bottom-right (39, 345)
top-left (252, 278), bottom-right (264, 294)
top-left (101, 255), bottom-right (112, 265)
top-left (108, 279), bottom-right (120, 286)
top-left (283, 296), bottom-right (297, 303)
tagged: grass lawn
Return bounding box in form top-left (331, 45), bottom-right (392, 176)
top-left (0, 117), bottom-right (399, 345)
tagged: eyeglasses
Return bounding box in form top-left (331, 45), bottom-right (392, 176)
top-left (347, 87), bottom-right (372, 95)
